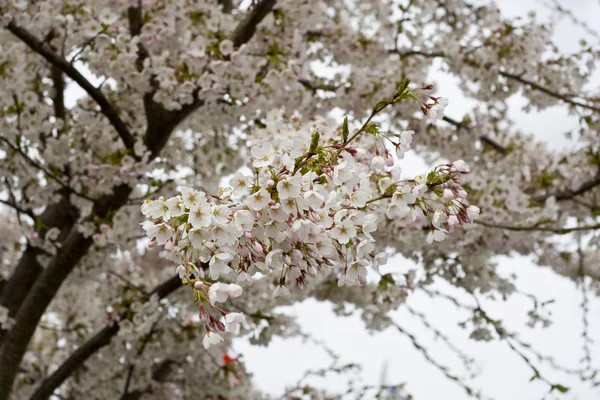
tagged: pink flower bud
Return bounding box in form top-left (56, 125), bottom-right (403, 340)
top-left (307, 265), bottom-right (318, 277)
top-left (244, 231), bottom-right (253, 239)
top-left (371, 155), bottom-right (385, 170)
top-left (358, 275), bottom-right (368, 285)
top-left (199, 305), bottom-right (209, 322)
top-left (385, 153), bottom-right (395, 167)
top-left (163, 241), bottom-right (174, 252)
top-left (194, 281), bottom-right (204, 290)
top-left (443, 188), bottom-right (454, 200)
top-left (253, 241), bottom-right (264, 255)
top-left (267, 179), bottom-right (275, 187)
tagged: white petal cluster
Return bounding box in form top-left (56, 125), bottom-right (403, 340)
top-left (142, 107), bottom-right (477, 348)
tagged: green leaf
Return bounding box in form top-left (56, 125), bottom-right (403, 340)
top-left (396, 77), bottom-right (411, 95)
top-left (373, 99), bottom-right (389, 112)
top-left (309, 131), bottom-right (320, 153)
top-left (552, 384), bottom-right (569, 393)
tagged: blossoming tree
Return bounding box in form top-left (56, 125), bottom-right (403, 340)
top-left (0, 0), bottom-right (598, 398)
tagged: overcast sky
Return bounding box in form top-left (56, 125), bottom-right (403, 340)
top-left (235, 1), bottom-right (600, 399)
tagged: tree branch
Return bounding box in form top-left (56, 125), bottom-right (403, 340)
top-left (231, 0), bottom-right (277, 48)
top-left (0, 198), bottom-right (35, 221)
top-left (0, 184), bottom-right (133, 398)
top-left (28, 275), bottom-right (181, 400)
top-left (218, 0), bottom-right (234, 14)
top-left (475, 220), bottom-right (600, 234)
top-left (498, 70), bottom-right (600, 114)
top-left (533, 171), bottom-right (600, 202)
top-left (5, 20), bottom-right (136, 151)
top-left (0, 136), bottom-right (94, 201)
top-left (0, 195), bottom-right (78, 338)
top-left (441, 116), bottom-right (508, 155)
top-left (391, 48), bottom-right (600, 113)
top-left (0, 3), bottom-right (277, 397)
top-left (120, 319), bottom-right (162, 399)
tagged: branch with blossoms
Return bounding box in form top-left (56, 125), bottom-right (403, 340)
top-left (140, 82), bottom-right (480, 347)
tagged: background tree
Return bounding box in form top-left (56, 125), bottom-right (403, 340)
top-left (0, 0), bottom-right (598, 399)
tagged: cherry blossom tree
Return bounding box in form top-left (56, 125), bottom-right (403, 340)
top-left (0, 0), bottom-right (598, 399)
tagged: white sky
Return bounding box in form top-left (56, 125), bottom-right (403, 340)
top-left (235, 1), bottom-right (600, 399)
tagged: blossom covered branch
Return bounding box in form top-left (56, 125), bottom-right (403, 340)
top-left (141, 85), bottom-right (480, 346)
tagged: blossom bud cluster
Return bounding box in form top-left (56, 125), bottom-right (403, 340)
top-left (141, 101), bottom-right (478, 347)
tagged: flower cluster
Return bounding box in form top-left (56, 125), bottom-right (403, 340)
top-left (141, 89), bottom-right (479, 347)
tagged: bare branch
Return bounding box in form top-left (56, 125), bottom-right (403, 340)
top-left (475, 220), bottom-right (600, 234)
top-left (498, 70), bottom-right (600, 114)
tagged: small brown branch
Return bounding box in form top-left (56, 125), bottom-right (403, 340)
top-left (120, 318), bottom-right (162, 399)
top-left (297, 78), bottom-right (340, 93)
top-left (441, 116), bottom-right (508, 155)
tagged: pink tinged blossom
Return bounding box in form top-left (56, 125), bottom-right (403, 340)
top-left (277, 175), bottom-right (302, 199)
top-left (236, 271), bottom-right (252, 285)
top-left (229, 172), bottom-right (250, 194)
top-left (448, 215), bottom-right (459, 227)
top-left (203, 331), bottom-right (224, 349)
top-left (456, 188), bottom-right (468, 199)
top-left (466, 205), bottom-right (480, 221)
top-left (330, 219), bottom-right (357, 244)
top-left (443, 188), bottom-right (454, 200)
top-left (189, 203), bottom-right (212, 228)
top-left (272, 285), bottom-right (291, 298)
top-left (212, 204), bottom-right (232, 224)
top-left (371, 155), bottom-right (385, 170)
top-left (176, 264), bottom-right (186, 279)
top-left (227, 283), bottom-right (243, 298)
top-left (251, 142), bottom-right (275, 168)
top-left (451, 160), bottom-right (471, 173)
top-left (246, 188), bottom-right (272, 211)
top-left (426, 229), bottom-right (446, 244)
top-left (219, 39), bottom-right (234, 56)
top-left (208, 282), bottom-right (231, 305)
top-left (225, 312), bottom-right (245, 333)
top-left (429, 98), bottom-right (448, 122)
top-left (209, 252), bottom-right (234, 280)
top-left (180, 186), bottom-right (205, 208)
top-left (193, 281), bottom-right (204, 290)
top-left (384, 153), bottom-right (395, 167)
top-left (234, 209), bottom-right (254, 231)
